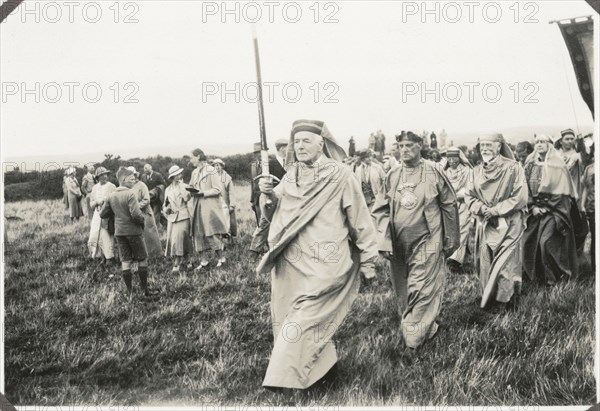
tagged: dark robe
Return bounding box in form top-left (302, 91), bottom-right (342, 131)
top-left (523, 148), bottom-right (580, 284)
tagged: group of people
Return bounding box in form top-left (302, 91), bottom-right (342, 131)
top-left (68, 152), bottom-right (237, 299)
top-left (247, 121), bottom-right (595, 393)
top-left (61, 121), bottom-right (594, 392)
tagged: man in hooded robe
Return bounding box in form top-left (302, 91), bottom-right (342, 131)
top-left (464, 133), bottom-right (528, 312)
top-left (444, 147), bottom-right (474, 273)
top-left (372, 131), bottom-right (459, 349)
top-left (555, 129), bottom-right (584, 204)
top-left (523, 134), bottom-right (580, 285)
top-left (255, 119), bottom-right (379, 390)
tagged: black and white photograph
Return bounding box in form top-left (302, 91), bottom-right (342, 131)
top-left (1, 0), bottom-right (598, 408)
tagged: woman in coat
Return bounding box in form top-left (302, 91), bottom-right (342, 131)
top-left (128, 166), bottom-right (163, 258)
top-left (164, 165), bottom-right (193, 273)
top-left (65, 167), bottom-right (84, 222)
top-left (188, 149), bottom-right (228, 269)
top-left (88, 167), bottom-right (117, 266)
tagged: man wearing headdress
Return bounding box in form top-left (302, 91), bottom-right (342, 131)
top-left (444, 147), bottom-right (474, 273)
top-left (255, 119), bottom-right (378, 390)
top-left (555, 129), bottom-right (584, 204)
top-left (522, 134), bottom-right (580, 285)
top-left (354, 149), bottom-right (385, 210)
top-left (555, 128), bottom-right (590, 254)
top-left (372, 131), bottom-right (459, 349)
top-left (464, 133), bottom-right (528, 311)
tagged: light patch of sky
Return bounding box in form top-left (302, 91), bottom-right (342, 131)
top-left (0, 0), bottom-right (595, 158)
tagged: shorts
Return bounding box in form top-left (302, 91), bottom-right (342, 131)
top-left (115, 235), bottom-right (148, 262)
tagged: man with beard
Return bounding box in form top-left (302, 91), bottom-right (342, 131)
top-left (523, 134), bottom-right (580, 285)
top-left (372, 131), bottom-right (459, 349)
top-left (464, 133), bottom-right (528, 312)
top-left (256, 119), bottom-right (378, 391)
top-left (444, 147), bottom-right (474, 273)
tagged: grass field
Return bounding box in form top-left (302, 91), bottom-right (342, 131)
top-left (3, 182), bottom-right (596, 406)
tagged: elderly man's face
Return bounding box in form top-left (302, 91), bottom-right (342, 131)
top-left (397, 140), bottom-right (421, 164)
top-left (294, 131), bottom-right (323, 164)
top-left (447, 157), bottom-right (460, 169)
top-left (535, 138), bottom-right (550, 154)
top-left (561, 134), bottom-right (575, 150)
top-left (143, 165), bottom-right (152, 174)
top-left (479, 141), bottom-right (501, 162)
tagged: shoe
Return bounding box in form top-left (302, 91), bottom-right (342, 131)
top-left (194, 261), bottom-right (210, 271)
top-left (216, 258), bottom-right (226, 268)
top-left (172, 265), bottom-right (180, 273)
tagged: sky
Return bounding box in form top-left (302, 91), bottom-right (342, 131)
top-left (0, 0), bottom-right (597, 162)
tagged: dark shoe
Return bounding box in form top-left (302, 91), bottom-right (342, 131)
top-left (138, 268), bottom-right (160, 298)
top-left (484, 300), bottom-right (507, 314)
top-left (122, 270), bottom-right (133, 297)
top-left (506, 294), bottom-right (520, 311)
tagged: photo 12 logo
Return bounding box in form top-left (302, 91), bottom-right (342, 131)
top-left (401, 1), bottom-right (540, 24)
top-left (1, 82), bottom-right (140, 103)
top-left (401, 81), bottom-right (540, 104)
top-left (201, 1), bottom-right (340, 24)
top-left (3, 1), bottom-right (140, 24)
top-left (202, 81), bottom-right (339, 104)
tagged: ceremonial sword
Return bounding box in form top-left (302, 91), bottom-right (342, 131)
top-left (252, 25), bottom-right (279, 206)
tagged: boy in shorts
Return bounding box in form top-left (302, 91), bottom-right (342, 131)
top-left (101, 167), bottom-right (159, 300)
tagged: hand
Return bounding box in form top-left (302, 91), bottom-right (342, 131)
top-left (380, 251), bottom-right (393, 260)
top-left (258, 177), bottom-right (274, 195)
top-left (482, 206), bottom-right (496, 221)
top-left (532, 207), bottom-right (546, 217)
